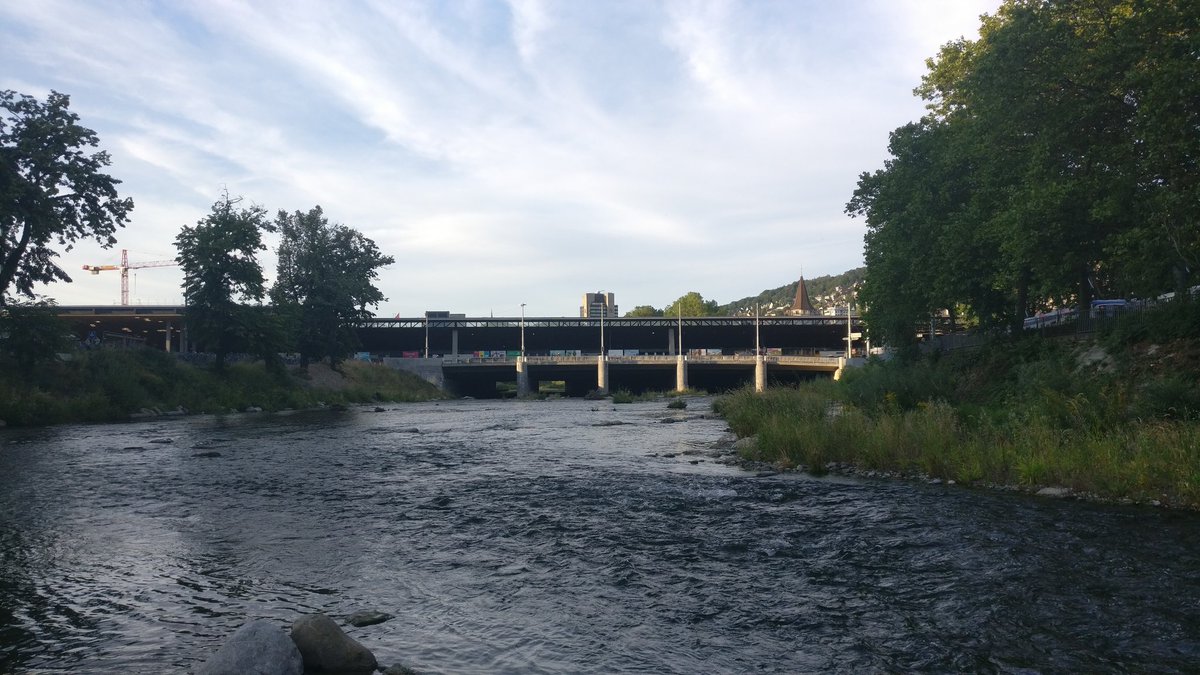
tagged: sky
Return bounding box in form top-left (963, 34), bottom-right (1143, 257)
top-left (1, 0), bottom-right (1001, 317)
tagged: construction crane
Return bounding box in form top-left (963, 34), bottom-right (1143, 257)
top-left (82, 249), bottom-right (177, 305)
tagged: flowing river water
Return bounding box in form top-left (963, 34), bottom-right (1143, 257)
top-left (1, 398), bottom-right (1198, 674)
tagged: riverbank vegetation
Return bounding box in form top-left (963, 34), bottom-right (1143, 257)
top-left (848, 1), bottom-right (1198, 346)
top-left (0, 348), bottom-right (444, 427)
top-left (715, 302), bottom-right (1200, 509)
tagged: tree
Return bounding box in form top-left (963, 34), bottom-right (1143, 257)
top-left (849, 0), bottom-right (1198, 343)
top-left (624, 305), bottom-right (663, 317)
top-left (663, 292), bottom-right (720, 317)
top-left (0, 90), bottom-right (133, 305)
top-left (174, 194), bottom-right (273, 370)
top-left (270, 206), bottom-right (394, 369)
top-left (0, 300), bottom-right (70, 376)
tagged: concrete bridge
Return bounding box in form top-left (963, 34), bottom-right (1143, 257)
top-left (362, 315), bottom-right (864, 397)
top-left (396, 353), bottom-right (850, 398)
top-left (52, 308), bottom-right (865, 396)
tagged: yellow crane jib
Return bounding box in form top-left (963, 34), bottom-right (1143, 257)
top-left (80, 249), bottom-right (177, 305)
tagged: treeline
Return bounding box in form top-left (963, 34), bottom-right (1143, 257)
top-left (848, 0), bottom-right (1198, 347)
top-left (1, 89), bottom-right (394, 374)
top-left (175, 194), bottom-right (393, 371)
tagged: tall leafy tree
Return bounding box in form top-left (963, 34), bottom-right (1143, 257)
top-left (175, 194), bottom-right (273, 370)
top-left (270, 206), bottom-right (394, 369)
top-left (663, 292), bottom-right (721, 317)
top-left (850, 0), bottom-right (1197, 344)
top-left (0, 90), bottom-right (133, 305)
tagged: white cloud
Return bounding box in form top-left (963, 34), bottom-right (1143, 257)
top-left (0, 0), bottom-right (1001, 316)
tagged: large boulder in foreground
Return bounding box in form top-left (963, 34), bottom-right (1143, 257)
top-left (195, 619), bottom-right (303, 675)
top-left (290, 613), bottom-right (378, 674)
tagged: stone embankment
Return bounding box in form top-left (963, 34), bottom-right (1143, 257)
top-left (195, 611), bottom-right (416, 675)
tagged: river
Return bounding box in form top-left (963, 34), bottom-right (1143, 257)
top-left (1, 398), bottom-right (1198, 673)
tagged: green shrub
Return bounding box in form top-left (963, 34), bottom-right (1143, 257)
top-left (713, 330), bottom-right (1200, 508)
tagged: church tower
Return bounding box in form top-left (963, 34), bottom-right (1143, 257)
top-left (789, 276), bottom-right (817, 316)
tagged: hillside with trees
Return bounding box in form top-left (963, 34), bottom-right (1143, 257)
top-left (719, 268), bottom-right (866, 316)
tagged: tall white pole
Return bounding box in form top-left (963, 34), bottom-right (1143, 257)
top-left (678, 305), bottom-right (683, 355)
top-left (600, 304), bottom-right (605, 357)
top-left (755, 303), bottom-right (761, 354)
top-left (520, 303), bottom-right (526, 358)
top-left (424, 315), bottom-right (429, 358)
top-left (847, 302), bottom-right (853, 359)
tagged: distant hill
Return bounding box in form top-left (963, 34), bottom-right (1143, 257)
top-left (719, 268), bottom-right (866, 316)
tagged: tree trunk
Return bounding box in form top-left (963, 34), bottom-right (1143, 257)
top-left (0, 220), bottom-right (33, 305)
top-left (1013, 268), bottom-right (1030, 333)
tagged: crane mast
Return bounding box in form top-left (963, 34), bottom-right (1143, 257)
top-left (82, 249), bottom-right (177, 305)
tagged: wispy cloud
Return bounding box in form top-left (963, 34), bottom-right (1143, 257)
top-left (0, 0), bottom-right (1000, 314)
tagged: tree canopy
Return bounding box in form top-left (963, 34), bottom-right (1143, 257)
top-left (270, 206), bottom-right (394, 368)
top-left (174, 194), bottom-right (273, 369)
top-left (848, 0), bottom-right (1199, 346)
top-left (663, 291), bottom-right (721, 317)
top-left (0, 90), bottom-right (133, 305)
top-left (624, 305), bottom-right (663, 317)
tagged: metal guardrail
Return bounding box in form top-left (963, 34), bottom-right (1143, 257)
top-left (439, 354), bottom-right (843, 367)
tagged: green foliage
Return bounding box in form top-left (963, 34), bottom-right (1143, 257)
top-left (0, 90), bottom-right (133, 305)
top-left (850, 0), bottom-right (1200, 345)
top-left (270, 206), bottom-right (394, 369)
top-left (175, 193), bottom-right (274, 369)
top-left (624, 305), bottom-right (663, 317)
top-left (1101, 298), bottom-right (1200, 347)
top-left (0, 350), bottom-right (444, 426)
top-left (0, 301), bottom-right (70, 375)
top-left (610, 389), bottom-right (664, 403)
top-left (715, 329), bottom-right (1200, 508)
top-left (719, 268), bottom-right (866, 316)
top-left (663, 291), bottom-right (720, 317)
top-left (610, 389), bottom-right (636, 404)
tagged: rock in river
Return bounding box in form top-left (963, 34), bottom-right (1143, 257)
top-left (1036, 486), bottom-right (1073, 499)
top-left (346, 609), bottom-right (394, 627)
top-left (195, 619), bottom-right (303, 675)
top-left (291, 613), bottom-right (378, 674)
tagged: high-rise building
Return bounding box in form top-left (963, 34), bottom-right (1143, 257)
top-left (580, 291), bottom-right (617, 318)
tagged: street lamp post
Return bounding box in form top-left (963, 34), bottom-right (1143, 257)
top-left (677, 304), bottom-right (683, 354)
top-left (755, 303), bottom-right (760, 355)
top-left (847, 302), bottom-right (853, 359)
top-left (520, 303), bottom-right (526, 358)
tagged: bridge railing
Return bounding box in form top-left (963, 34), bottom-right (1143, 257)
top-left (438, 354), bottom-right (844, 367)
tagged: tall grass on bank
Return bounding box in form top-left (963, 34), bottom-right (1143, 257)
top-left (716, 386), bottom-right (1200, 507)
top-left (715, 305), bottom-right (1200, 509)
top-left (0, 350), bottom-right (444, 427)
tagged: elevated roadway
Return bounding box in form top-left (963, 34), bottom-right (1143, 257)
top-left (52, 307), bottom-right (865, 395)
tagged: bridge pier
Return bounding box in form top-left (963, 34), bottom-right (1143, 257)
top-left (675, 355), bottom-right (688, 392)
top-left (667, 329), bottom-right (676, 356)
top-left (516, 357), bottom-right (531, 397)
top-left (755, 355), bottom-right (766, 392)
top-left (597, 356), bottom-right (609, 393)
